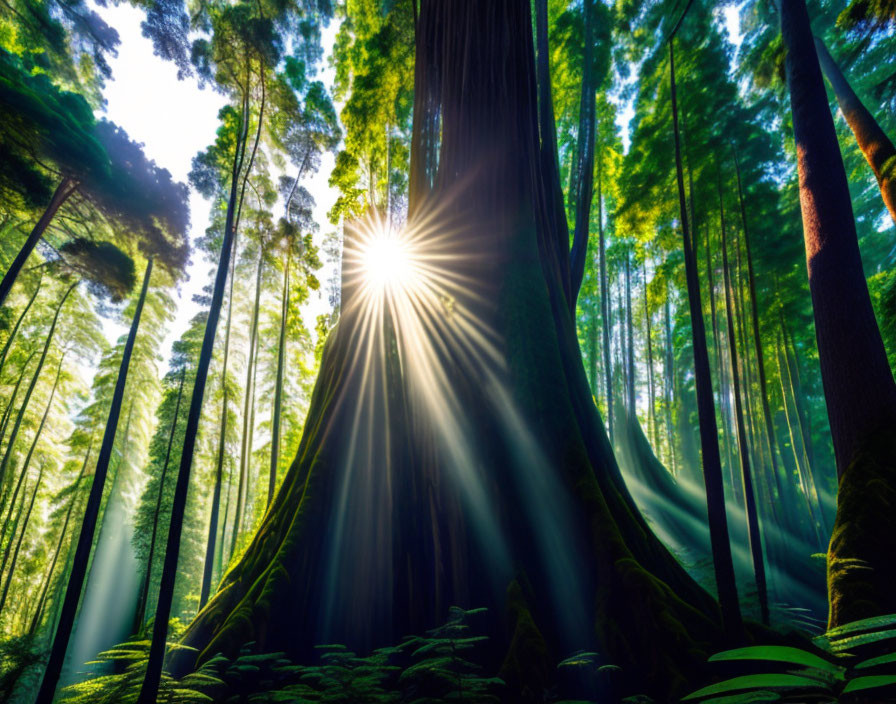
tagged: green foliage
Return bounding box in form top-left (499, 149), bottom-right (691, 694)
top-left (684, 614), bottom-right (896, 702)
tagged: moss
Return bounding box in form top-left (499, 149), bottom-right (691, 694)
top-left (498, 579), bottom-right (551, 703)
top-left (828, 428), bottom-right (896, 628)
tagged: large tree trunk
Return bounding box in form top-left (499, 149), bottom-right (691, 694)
top-left (782, 0), bottom-right (896, 629)
top-left (597, 157), bottom-right (614, 444)
top-left (174, 3), bottom-right (739, 699)
top-left (0, 178), bottom-right (77, 307)
top-left (36, 260), bottom-right (153, 704)
top-left (669, 37), bottom-right (742, 639)
top-left (814, 36), bottom-right (896, 228)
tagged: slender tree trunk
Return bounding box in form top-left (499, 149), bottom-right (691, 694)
top-left (0, 351), bottom-right (37, 457)
top-left (719, 184), bottom-right (769, 624)
top-left (814, 37), bottom-right (896, 226)
top-left (776, 330), bottom-right (825, 546)
top-left (663, 291), bottom-right (676, 473)
top-left (0, 355), bottom-right (62, 548)
top-left (598, 156), bottom-right (613, 444)
top-left (733, 149), bottom-right (788, 520)
top-left (642, 264), bottom-right (657, 449)
top-left (269, 249), bottom-right (290, 505)
top-left (783, 0), bottom-right (896, 628)
top-left (137, 81), bottom-right (254, 702)
top-left (0, 179), bottom-right (77, 307)
top-left (232, 250), bottom-right (264, 555)
top-left (0, 282), bottom-right (76, 489)
top-left (0, 277), bottom-right (41, 378)
top-left (0, 464), bottom-right (43, 612)
top-left (199, 238), bottom-right (239, 611)
top-left (624, 255), bottom-right (636, 413)
top-left (36, 259), bottom-right (153, 704)
top-left (670, 38), bottom-right (742, 638)
top-left (134, 369), bottom-right (186, 633)
top-left (568, 0), bottom-right (596, 306)
top-left (30, 450), bottom-right (88, 636)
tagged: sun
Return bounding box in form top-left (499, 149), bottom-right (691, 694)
top-left (360, 228), bottom-right (418, 293)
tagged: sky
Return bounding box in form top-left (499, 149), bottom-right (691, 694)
top-left (93, 2), bottom-right (341, 358)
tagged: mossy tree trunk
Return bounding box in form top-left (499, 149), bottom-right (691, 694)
top-left (782, 0), bottom-right (896, 629)
top-left (177, 3), bottom-right (739, 699)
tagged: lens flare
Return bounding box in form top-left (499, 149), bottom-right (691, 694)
top-left (361, 231), bottom-right (416, 293)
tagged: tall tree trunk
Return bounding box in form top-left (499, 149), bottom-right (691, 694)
top-left (135, 369), bottom-right (186, 633)
top-left (232, 250), bottom-right (264, 555)
top-left (0, 282), bottom-right (75, 489)
top-left (0, 464), bottom-right (43, 612)
top-left (568, 0), bottom-right (596, 307)
top-left (36, 259), bottom-right (153, 704)
top-left (137, 81), bottom-right (254, 702)
top-left (776, 330), bottom-right (825, 547)
top-left (0, 178), bottom-right (77, 307)
top-left (814, 37), bottom-right (896, 227)
top-left (597, 157), bottom-right (613, 443)
top-left (670, 37), bottom-right (742, 638)
top-left (663, 291), bottom-right (676, 473)
top-left (0, 277), bottom-right (41, 378)
top-left (30, 449), bottom-right (89, 636)
top-left (732, 149), bottom-right (789, 524)
top-left (176, 6), bottom-right (736, 700)
top-left (782, 0), bottom-right (896, 628)
top-left (0, 355), bottom-right (62, 549)
top-left (269, 249), bottom-right (290, 505)
top-left (719, 184), bottom-right (769, 624)
top-left (0, 350), bottom-right (37, 454)
top-left (642, 264), bottom-right (657, 449)
top-left (624, 255), bottom-right (636, 412)
top-left (199, 238), bottom-right (239, 611)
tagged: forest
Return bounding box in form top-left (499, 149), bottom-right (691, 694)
top-left (0, 0), bottom-right (895, 701)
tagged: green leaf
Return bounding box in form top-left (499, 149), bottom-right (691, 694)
top-left (708, 646), bottom-right (845, 678)
top-left (855, 651), bottom-right (896, 669)
top-left (842, 675), bottom-right (896, 693)
top-left (825, 628), bottom-right (896, 652)
top-left (824, 614), bottom-right (896, 640)
top-left (682, 674), bottom-right (830, 700)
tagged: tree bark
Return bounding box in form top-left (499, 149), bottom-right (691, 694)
top-left (0, 178), bottom-right (77, 307)
top-left (36, 259), bottom-right (153, 704)
top-left (814, 36), bottom-right (896, 227)
top-left (670, 38), bottom-right (742, 638)
top-left (782, 0), bottom-right (896, 628)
